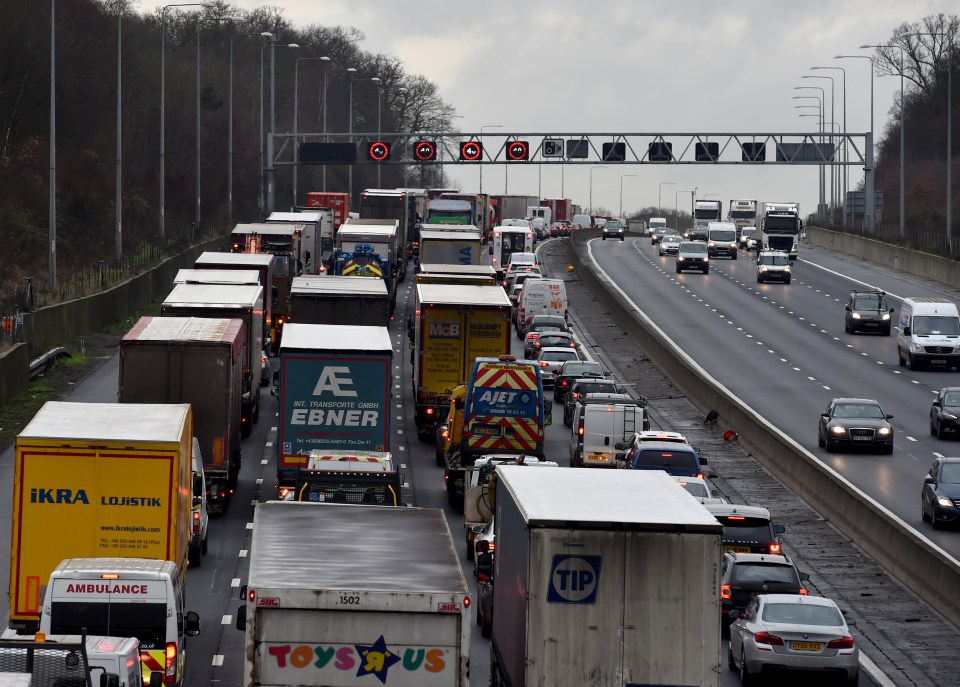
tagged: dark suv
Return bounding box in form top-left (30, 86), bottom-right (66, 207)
top-left (720, 552), bottom-right (808, 628)
top-left (845, 289), bottom-right (894, 335)
top-left (553, 361), bottom-right (605, 403)
top-left (704, 503), bottom-right (786, 555)
top-left (602, 219), bottom-right (625, 241)
top-left (563, 378), bottom-right (625, 426)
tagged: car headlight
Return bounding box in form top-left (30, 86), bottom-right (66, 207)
top-left (784, 266), bottom-right (791, 272)
top-left (911, 342), bottom-right (925, 353)
top-left (708, 242), bottom-right (716, 248)
top-left (937, 496), bottom-right (956, 508)
top-left (703, 256), bottom-right (709, 261)
top-left (729, 242), bottom-right (737, 249)
top-left (759, 266), bottom-right (768, 272)
top-left (877, 427), bottom-right (891, 436)
top-left (678, 256), bottom-right (685, 262)
top-left (830, 425), bottom-right (846, 435)
top-left (852, 313), bottom-right (861, 320)
top-left (882, 313), bottom-right (891, 321)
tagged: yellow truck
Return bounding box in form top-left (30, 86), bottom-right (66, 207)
top-left (10, 402), bottom-right (193, 633)
top-left (411, 283), bottom-right (512, 439)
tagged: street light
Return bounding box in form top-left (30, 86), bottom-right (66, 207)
top-left (675, 190), bottom-right (692, 231)
top-left (266, 36), bottom-right (300, 216)
top-left (812, 65), bottom-right (848, 221)
top-left (804, 74), bottom-right (836, 210)
top-left (479, 124), bottom-right (502, 195)
top-left (259, 37), bottom-right (298, 217)
top-left (114, 4), bottom-right (122, 263)
top-left (160, 1), bottom-right (213, 243)
top-left (658, 181), bottom-right (675, 216)
top-left (49, 0), bottom-right (57, 289)
top-left (293, 56), bottom-right (331, 205)
top-left (835, 54), bottom-right (876, 230)
top-left (795, 86), bottom-right (826, 214)
top-left (904, 31), bottom-right (952, 250)
top-left (321, 64), bottom-right (352, 192)
top-left (619, 174), bottom-right (637, 219)
top-left (862, 43), bottom-right (906, 239)
top-left (348, 73), bottom-right (381, 205)
top-left (589, 166), bottom-right (607, 215)
top-left (229, 32), bottom-right (263, 229)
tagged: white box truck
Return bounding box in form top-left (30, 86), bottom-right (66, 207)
top-left (237, 501), bottom-right (470, 687)
top-left (488, 467), bottom-right (723, 687)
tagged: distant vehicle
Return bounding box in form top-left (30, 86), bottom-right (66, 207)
top-left (571, 213), bottom-right (595, 229)
top-left (922, 456), bottom-right (960, 528)
top-left (739, 226), bottom-right (758, 251)
top-left (563, 378), bottom-right (626, 427)
top-left (578, 402), bottom-right (647, 468)
top-left (756, 250), bottom-right (792, 284)
top-left (651, 227), bottom-right (673, 245)
top-left (726, 199), bottom-right (758, 231)
top-left (757, 201), bottom-right (802, 260)
top-left (817, 397), bottom-right (894, 454)
top-left (622, 440), bottom-right (708, 477)
top-left (658, 234), bottom-right (682, 256)
top-left (703, 503), bottom-right (786, 556)
top-left (672, 476), bottom-right (726, 504)
top-left (553, 360), bottom-right (606, 403)
top-left (845, 288), bottom-right (893, 335)
top-left (536, 346), bottom-right (581, 384)
top-left (523, 328), bottom-right (562, 359)
top-left (647, 217), bottom-right (668, 237)
top-left (676, 241), bottom-right (710, 274)
top-left (707, 222), bottom-right (738, 260)
top-left (602, 219), bottom-right (625, 241)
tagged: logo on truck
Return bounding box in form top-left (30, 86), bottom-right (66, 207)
top-left (547, 554), bottom-right (602, 604)
top-left (30, 488), bottom-right (89, 504)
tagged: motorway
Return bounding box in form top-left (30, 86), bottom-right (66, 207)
top-left (589, 235), bottom-right (960, 560)
top-left (0, 237), bottom-right (902, 686)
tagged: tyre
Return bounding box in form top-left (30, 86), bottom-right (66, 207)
top-left (703, 267), bottom-right (709, 274)
top-left (818, 431), bottom-right (825, 448)
top-left (563, 412), bottom-right (571, 428)
top-left (602, 236), bottom-right (606, 241)
top-left (931, 418), bottom-right (938, 436)
top-left (825, 437), bottom-right (835, 452)
top-left (844, 320), bottom-right (851, 334)
top-left (252, 398), bottom-right (260, 424)
top-left (784, 277), bottom-right (791, 284)
top-left (739, 648), bottom-right (758, 686)
top-left (676, 266), bottom-right (682, 274)
top-left (898, 349), bottom-right (906, 367)
top-left (883, 326), bottom-right (892, 336)
top-left (435, 449), bottom-right (445, 467)
top-left (909, 355), bottom-right (920, 371)
top-left (620, 236), bottom-right (624, 242)
top-left (241, 418), bottom-right (252, 439)
top-left (727, 642), bottom-right (737, 671)
top-left (188, 542), bottom-right (201, 568)
top-left (475, 600), bottom-right (482, 626)
top-left (731, 253), bottom-right (737, 261)
top-left (757, 276), bottom-right (763, 284)
top-left (417, 429), bottom-right (432, 443)
top-left (847, 670), bottom-right (860, 686)
top-left (937, 422), bottom-right (946, 440)
top-left (201, 533), bottom-right (208, 555)
top-left (922, 499), bottom-right (932, 523)
top-left (481, 615), bottom-right (492, 639)
top-left (885, 444), bottom-right (894, 455)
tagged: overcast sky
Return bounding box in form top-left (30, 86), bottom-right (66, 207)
top-left (146, 0), bottom-right (954, 220)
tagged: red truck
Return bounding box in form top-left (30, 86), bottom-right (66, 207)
top-left (305, 191), bottom-right (349, 230)
top-left (540, 198), bottom-right (574, 222)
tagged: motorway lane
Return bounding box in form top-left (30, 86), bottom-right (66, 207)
top-left (592, 235), bottom-right (960, 561)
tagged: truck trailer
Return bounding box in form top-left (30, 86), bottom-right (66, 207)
top-left (236, 501), bottom-right (470, 687)
top-left (290, 275), bottom-right (390, 328)
top-left (417, 229), bottom-right (483, 268)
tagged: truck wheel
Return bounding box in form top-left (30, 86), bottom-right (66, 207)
top-left (188, 542), bottom-right (201, 568)
top-left (490, 653), bottom-right (502, 687)
top-left (909, 355), bottom-right (920, 371)
top-left (241, 418), bottom-right (252, 439)
top-left (481, 615), bottom-right (492, 639)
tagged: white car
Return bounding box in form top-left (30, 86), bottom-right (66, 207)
top-left (671, 476), bottom-right (726, 504)
top-left (739, 226), bottom-right (758, 251)
top-left (536, 347), bottom-right (581, 387)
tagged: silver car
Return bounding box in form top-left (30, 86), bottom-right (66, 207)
top-left (729, 593), bottom-right (859, 684)
top-left (536, 347), bottom-right (581, 387)
top-left (658, 234), bottom-right (682, 256)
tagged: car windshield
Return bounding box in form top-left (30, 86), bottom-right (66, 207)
top-left (732, 563), bottom-right (798, 585)
top-left (678, 481), bottom-right (709, 498)
top-left (561, 363), bottom-right (603, 377)
top-left (631, 448), bottom-right (698, 470)
top-left (716, 517), bottom-right (773, 542)
top-left (944, 392), bottom-right (960, 406)
top-left (510, 253), bottom-right (536, 265)
top-left (762, 602), bottom-right (843, 626)
top-left (854, 297), bottom-right (887, 311)
top-left (606, 221), bottom-right (622, 228)
top-left (760, 254), bottom-right (789, 266)
top-left (914, 315), bottom-right (960, 336)
top-left (833, 403), bottom-right (884, 419)
top-left (681, 243), bottom-right (707, 254)
top-left (710, 230), bottom-right (736, 242)
top-left (656, 228), bottom-right (670, 236)
top-left (941, 463), bottom-right (960, 483)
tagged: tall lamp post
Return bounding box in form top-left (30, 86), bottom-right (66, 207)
top-left (294, 56), bottom-right (330, 206)
top-left (658, 181), bottom-right (675, 215)
top-left (479, 124), bottom-right (503, 195)
top-left (114, 3), bottom-right (122, 263)
top-left (159, 1), bottom-right (212, 243)
top-left (835, 54), bottom-right (876, 231)
top-left (862, 43), bottom-right (906, 239)
top-left (348, 74), bottom-right (381, 205)
top-left (904, 31), bottom-right (952, 250)
top-left (812, 65), bottom-right (848, 222)
top-left (321, 64), bottom-right (352, 192)
top-left (49, 0), bottom-right (57, 290)
top-left (265, 36), bottom-right (299, 216)
top-left (619, 174), bottom-right (637, 219)
top-left (803, 74), bottom-right (836, 211)
top-left (794, 87), bottom-right (826, 214)
top-left (589, 166), bottom-right (607, 215)
top-left (259, 37), bottom-right (298, 217)
top-left (229, 31), bottom-right (263, 229)
top-left (675, 190), bottom-right (692, 231)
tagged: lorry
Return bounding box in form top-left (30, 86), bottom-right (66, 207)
top-left (281, 450), bottom-right (402, 506)
top-left (359, 189), bottom-right (417, 263)
top-left (161, 283), bottom-right (264, 436)
top-left (336, 216), bottom-right (403, 286)
top-left (290, 275), bottom-right (390, 328)
top-left (194, 252), bottom-right (274, 343)
top-left (305, 191), bottom-right (349, 232)
top-left (526, 205), bottom-right (551, 228)
top-left (691, 199), bottom-right (723, 240)
top-left (10, 402), bottom-right (192, 634)
top-left (491, 195), bottom-right (538, 225)
top-left (0, 630), bottom-right (160, 687)
top-left (439, 192), bottom-right (494, 237)
top-left (236, 501), bottom-right (470, 687)
top-left (38, 558), bottom-right (200, 687)
top-left (267, 210), bottom-right (326, 275)
top-left (427, 198), bottom-right (474, 225)
top-left (417, 228), bottom-right (483, 268)
top-left (487, 467), bottom-right (723, 687)
top-left (119, 316), bottom-right (243, 517)
top-left (757, 201), bottom-right (802, 260)
top-left (726, 199), bottom-right (758, 232)
top-left (412, 284), bottom-right (512, 439)
top-left (274, 323), bottom-right (392, 488)
top-left (539, 198), bottom-right (573, 222)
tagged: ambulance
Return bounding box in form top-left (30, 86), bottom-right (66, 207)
top-left (39, 558), bottom-right (200, 686)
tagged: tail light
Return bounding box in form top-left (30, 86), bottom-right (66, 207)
top-left (754, 632), bottom-right (784, 646)
top-left (164, 642), bottom-right (177, 682)
top-left (827, 636), bottom-right (855, 649)
top-left (696, 473), bottom-right (705, 480)
top-left (426, 407), bottom-right (435, 416)
top-left (539, 362), bottom-right (548, 367)
top-left (559, 380), bottom-right (569, 387)
top-left (571, 393), bottom-right (580, 399)
top-left (721, 584), bottom-right (731, 600)
top-left (769, 542), bottom-right (782, 554)
top-left (192, 511), bottom-right (200, 534)
top-left (578, 425), bottom-right (584, 436)
top-left (441, 428), bottom-right (449, 439)
top-left (476, 539), bottom-right (495, 553)
top-left (799, 587), bottom-right (809, 596)
top-left (278, 487), bottom-right (293, 500)
top-left (477, 571), bottom-right (491, 583)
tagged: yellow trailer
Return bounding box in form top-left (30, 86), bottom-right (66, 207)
top-left (10, 402), bottom-right (192, 632)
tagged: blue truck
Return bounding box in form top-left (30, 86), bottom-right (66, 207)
top-left (331, 219), bottom-right (399, 313)
top-left (273, 323), bottom-right (393, 488)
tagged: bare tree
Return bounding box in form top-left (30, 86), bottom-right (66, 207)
top-left (874, 14), bottom-right (959, 98)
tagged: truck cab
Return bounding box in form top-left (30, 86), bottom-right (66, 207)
top-left (281, 450), bottom-right (402, 506)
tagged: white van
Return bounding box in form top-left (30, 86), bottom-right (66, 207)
top-left (516, 279), bottom-right (568, 337)
top-left (40, 558), bottom-right (200, 686)
top-left (647, 217), bottom-right (668, 237)
top-left (897, 297), bottom-right (960, 370)
top-left (571, 213), bottom-right (594, 230)
top-left (576, 403), bottom-right (647, 468)
top-left (707, 222), bottom-right (738, 259)
top-left (190, 438), bottom-right (209, 568)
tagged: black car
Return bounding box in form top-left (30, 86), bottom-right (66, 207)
top-left (817, 397), bottom-right (894, 454)
top-left (602, 219), bottom-right (625, 241)
top-left (553, 360), bottom-right (605, 403)
top-left (922, 457), bottom-right (960, 529)
top-left (845, 289), bottom-right (894, 335)
top-left (563, 378), bottom-right (625, 426)
top-left (930, 387), bottom-right (960, 439)
top-left (704, 503), bottom-right (786, 555)
top-left (719, 552), bottom-right (809, 629)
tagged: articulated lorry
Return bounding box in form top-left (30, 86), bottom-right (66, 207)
top-left (290, 275), bottom-right (390, 328)
top-left (119, 316), bottom-right (243, 517)
top-left (194, 252), bottom-right (274, 341)
top-left (275, 323), bottom-right (392, 488)
top-left (333, 218), bottom-right (401, 312)
top-left (757, 201), bottom-right (802, 260)
top-left (412, 284), bottom-right (512, 439)
top-left (305, 191), bottom-right (349, 231)
top-left (267, 211), bottom-right (326, 275)
top-left (488, 467), bottom-right (723, 687)
top-left (161, 283), bottom-right (263, 437)
top-left (236, 501), bottom-right (470, 687)
top-left (359, 188), bottom-right (417, 261)
top-left (727, 199), bottom-right (758, 232)
top-left (10, 403), bottom-right (192, 634)
top-left (691, 199), bottom-right (723, 240)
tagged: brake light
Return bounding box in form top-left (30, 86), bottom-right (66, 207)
top-left (441, 429), bottom-right (449, 439)
top-left (827, 636), bottom-right (855, 649)
top-left (696, 472), bottom-right (705, 479)
top-left (560, 380), bottom-right (568, 387)
top-left (193, 511), bottom-right (200, 534)
top-left (721, 584), bottom-right (731, 600)
top-left (578, 426), bottom-right (584, 436)
top-left (539, 362), bottom-right (548, 367)
top-left (799, 587), bottom-right (809, 595)
top-left (769, 542), bottom-right (782, 554)
top-left (754, 632), bottom-right (784, 646)
top-left (164, 642), bottom-right (177, 681)
top-left (727, 515), bottom-right (746, 521)
top-left (278, 487), bottom-right (293, 500)
top-left (426, 407), bottom-right (435, 416)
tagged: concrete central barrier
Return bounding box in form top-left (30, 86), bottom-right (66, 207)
top-left (570, 230), bottom-right (960, 629)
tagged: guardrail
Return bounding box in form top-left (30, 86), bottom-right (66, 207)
top-left (569, 229), bottom-right (960, 629)
top-left (29, 347), bottom-right (70, 380)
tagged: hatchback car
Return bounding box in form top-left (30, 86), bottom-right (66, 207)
top-left (845, 288), bottom-right (894, 335)
top-left (672, 476), bottom-right (726, 504)
top-left (676, 241), bottom-right (709, 274)
top-left (536, 347), bottom-right (581, 386)
top-left (602, 219), bottom-right (625, 241)
top-left (930, 387), bottom-right (960, 439)
top-left (523, 328), bottom-right (563, 359)
top-left (527, 314), bottom-right (570, 335)
top-left (704, 503), bottom-right (786, 556)
top-left (563, 378), bottom-right (626, 426)
top-left (817, 397), bottom-right (894, 454)
top-left (739, 226), bottom-right (758, 251)
top-left (658, 234), bottom-right (682, 256)
top-left (533, 332), bottom-right (578, 356)
top-left (922, 456), bottom-right (960, 529)
top-left (729, 594), bottom-right (858, 684)
top-left (720, 553), bottom-right (809, 629)
top-left (553, 360), bottom-right (605, 403)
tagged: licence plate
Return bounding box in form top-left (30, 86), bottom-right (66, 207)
top-left (474, 426), bottom-right (500, 436)
top-left (851, 435), bottom-right (871, 441)
top-left (586, 454), bottom-right (609, 462)
top-left (725, 545), bottom-right (751, 554)
top-left (791, 641), bottom-right (822, 652)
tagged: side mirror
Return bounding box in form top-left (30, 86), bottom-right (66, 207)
top-left (924, 476), bottom-right (936, 485)
top-left (774, 523), bottom-right (786, 534)
top-left (903, 326), bottom-right (911, 336)
top-left (845, 305), bottom-right (852, 312)
top-left (699, 456), bottom-right (708, 465)
top-left (728, 610), bottom-right (740, 620)
top-left (820, 412), bottom-right (829, 418)
top-left (184, 610), bottom-right (201, 637)
top-left (886, 414), bottom-right (894, 419)
top-left (799, 571), bottom-right (811, 582)
top-left (889, 307), bottom-right (895, 314)
top-left (614, 442), bottom-right (625, 451)
top-left (476, 552), bottom-right (493, 576)
top-left (471, 524), bottom-right (485, 534)
top-left (235, 604), bottom-right (247, 631)
top-left (100, 675), bottom-right (120, 687)
top-left (455, 398), bottom-right (465, 410)
top-left (932, 401), bottom-right (942, 408)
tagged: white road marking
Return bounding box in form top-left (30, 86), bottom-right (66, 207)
top-left (239, 550), bottom-right (248, 558)
top-left (246, 522), bottom-right (253, 529)
top-left (221, 615), bottom-right (232, 625)
top-left (231, 578), bottom-right (241, 587)
top-left (212, 655), bottom-right (224, 666)
top-left (906, 436), bottom-right (918, 442)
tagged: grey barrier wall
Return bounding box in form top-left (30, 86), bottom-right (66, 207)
top-left (569, 229), bottom-right (960, 629)
top-left (0, 236), bottom-right (227, 407)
